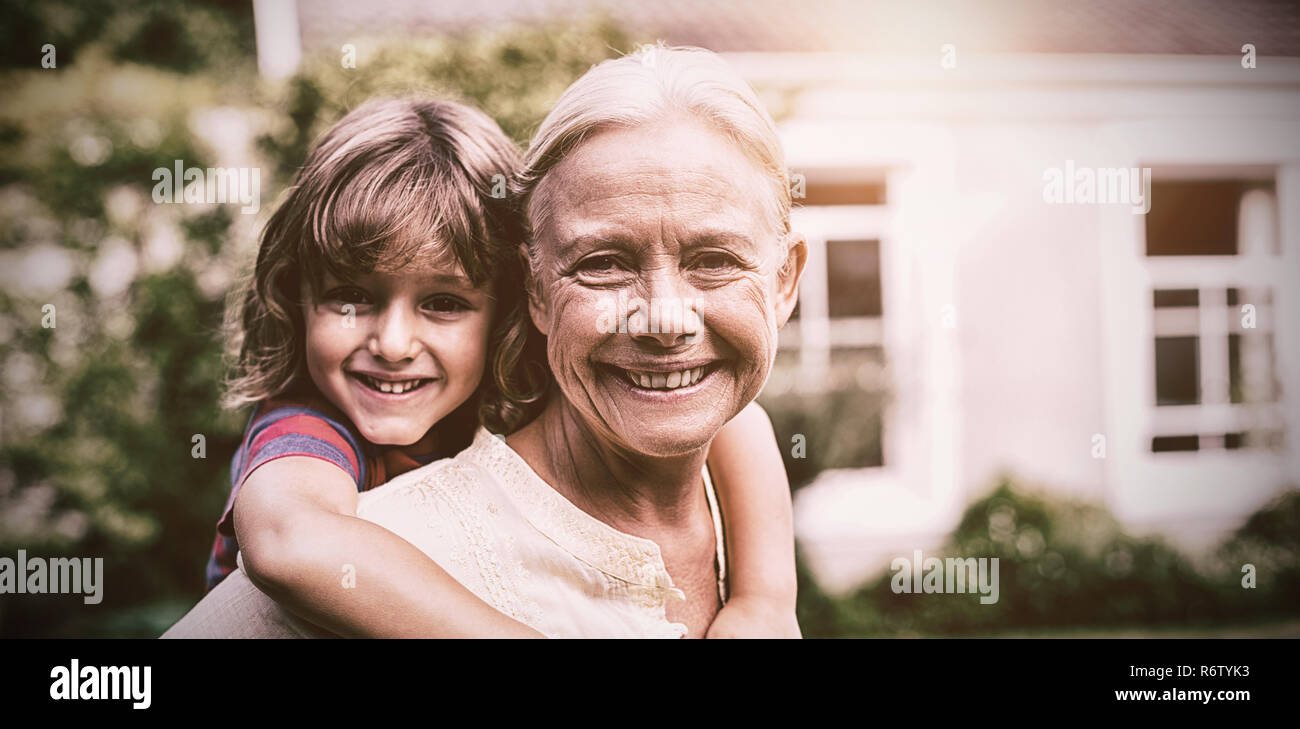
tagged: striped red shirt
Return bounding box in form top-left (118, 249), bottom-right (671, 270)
top-left (204, 386), bottom-right (454, 591)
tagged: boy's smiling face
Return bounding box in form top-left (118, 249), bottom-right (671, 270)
top-left (302, 260), bottom-right (494, 446)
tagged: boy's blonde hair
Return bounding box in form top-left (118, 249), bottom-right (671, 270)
top-left (224, 97), bottom-right (547, 434)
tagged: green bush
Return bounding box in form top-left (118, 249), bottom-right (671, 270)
top-left (796, 478), bottom-right (1300, 637)
top-left (0, 54), bottom-right (245, 635)
top-left (1212, 489), bottom-right (1300, 617)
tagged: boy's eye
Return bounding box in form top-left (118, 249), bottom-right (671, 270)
top-left (325, 287), bottom-right (371, 306)
top-left (423, 295), bottom-right (469, 314)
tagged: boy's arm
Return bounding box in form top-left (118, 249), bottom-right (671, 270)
top-left (233, 456), bottom-right (543, 638)
top-left (706, 401), bottom-right (801, 637)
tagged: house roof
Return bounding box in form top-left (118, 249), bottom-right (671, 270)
top-left (296, 0), bottom-right (1300, 56)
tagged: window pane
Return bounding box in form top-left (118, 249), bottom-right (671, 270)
top-left (1153, 435), bottom-right (1199, 452)
top-left (826, 239), bottom-right (881, 318)
top-left (1229, 285), bottom-right (1272, 307)
top-left (1155, 336), bottom-right (1199, 405)
top-left (1229, 332), bottom-right (1277, 404)
top-left (1229, 333), bottom-right (1242, 403)
top-left (1153, 289), bottom-right (1198, 308)
top-left (1145, 181), bottom-right (1241, 256)
top-left (801, 180), bottom-right (886, 206)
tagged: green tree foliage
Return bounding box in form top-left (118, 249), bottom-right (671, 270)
top-left (0, 0), bottom-right (254, 72)
top-left (1, 57), bottom-right (244, 636)
top-left (256, 18), bottom-right (635, 180)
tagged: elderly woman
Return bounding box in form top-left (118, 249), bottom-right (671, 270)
top-left (165, 46), bottom-right (806, 638)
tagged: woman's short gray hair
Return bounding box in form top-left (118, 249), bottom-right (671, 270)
top-left (513, 45), bottom-right (791, 245)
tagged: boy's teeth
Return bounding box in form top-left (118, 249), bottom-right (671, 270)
top-left (626, 366), bottom-right (705, 390)
top-left (364, 376), bottom-right (424, 394)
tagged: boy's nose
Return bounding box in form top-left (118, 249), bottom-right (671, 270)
top-left (368, 308), bottom-right (419, 362)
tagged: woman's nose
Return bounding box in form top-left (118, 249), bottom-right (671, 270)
top-left (367, 307), bottom-right (420, 361)
top-left (629, 270), bottom-right (700, 348)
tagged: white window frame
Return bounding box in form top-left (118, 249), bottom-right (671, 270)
top-left (1097, 121), bottom-right (1300, 526)
top-left (786, 204), bottom-right (891, 378)
top-left (777, 118), bottom-right (962, 517)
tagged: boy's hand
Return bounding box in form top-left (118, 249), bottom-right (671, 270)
top-left (706, 596), bottom-right (801, 639)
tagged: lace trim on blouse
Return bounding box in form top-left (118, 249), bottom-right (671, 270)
top-left (462, 429), bottom-right (729, 615)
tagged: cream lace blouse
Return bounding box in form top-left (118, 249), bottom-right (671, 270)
top-left (165, 428), bottom-right (727, 639)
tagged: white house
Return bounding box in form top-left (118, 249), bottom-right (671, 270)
top-left (749, 50), bottom-right (1300, 592)
top-left (262, 0), bottom-right (1300, 593)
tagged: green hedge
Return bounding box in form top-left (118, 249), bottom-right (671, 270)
top-left (797, 479), bottom-right (1300, 637)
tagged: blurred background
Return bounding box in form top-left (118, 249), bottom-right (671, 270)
top-left (0, 0), bottom-right (1297, 637)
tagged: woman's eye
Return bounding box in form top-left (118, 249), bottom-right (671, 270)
top-left (424, 295), bottom-right (468, 314)
top-left (576, 255), bottom-right (623, 275)
top-left (694, 252), bottom-right (737, 271)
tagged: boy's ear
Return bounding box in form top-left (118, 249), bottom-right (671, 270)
top-left (519, 243), bottom-right (551, 336)
top-left (774, 232), bottom-right (807, 328)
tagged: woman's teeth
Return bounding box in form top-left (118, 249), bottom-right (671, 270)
top-left (624, 366), bottom-right (706, 390)
top-left (356, 374), bottom-right (430, 394)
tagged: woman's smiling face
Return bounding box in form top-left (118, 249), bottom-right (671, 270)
top-left (302, 260), bottom-right (494, 446)
top-left (527, 116), bottom-right (805, 457)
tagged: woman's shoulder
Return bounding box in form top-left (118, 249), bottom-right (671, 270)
top-left (163, 567), bottom-right (330, 639)
top-left (355, 429), bottom-right (508, 514)
top-left (349, 429), bottom-right (531, 619)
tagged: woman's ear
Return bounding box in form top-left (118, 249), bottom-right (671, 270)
top-left (519, 243), bottom-right (551, 336)
top-left (774, 232), bottom-right (807, 328)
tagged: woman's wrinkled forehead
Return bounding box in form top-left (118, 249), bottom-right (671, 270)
top-left (528, 118), bottom-right (784, 253)
top-left (530, 129), bottom-right (787, 250)
top-left (516, 47), bottom-right (793, 255)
